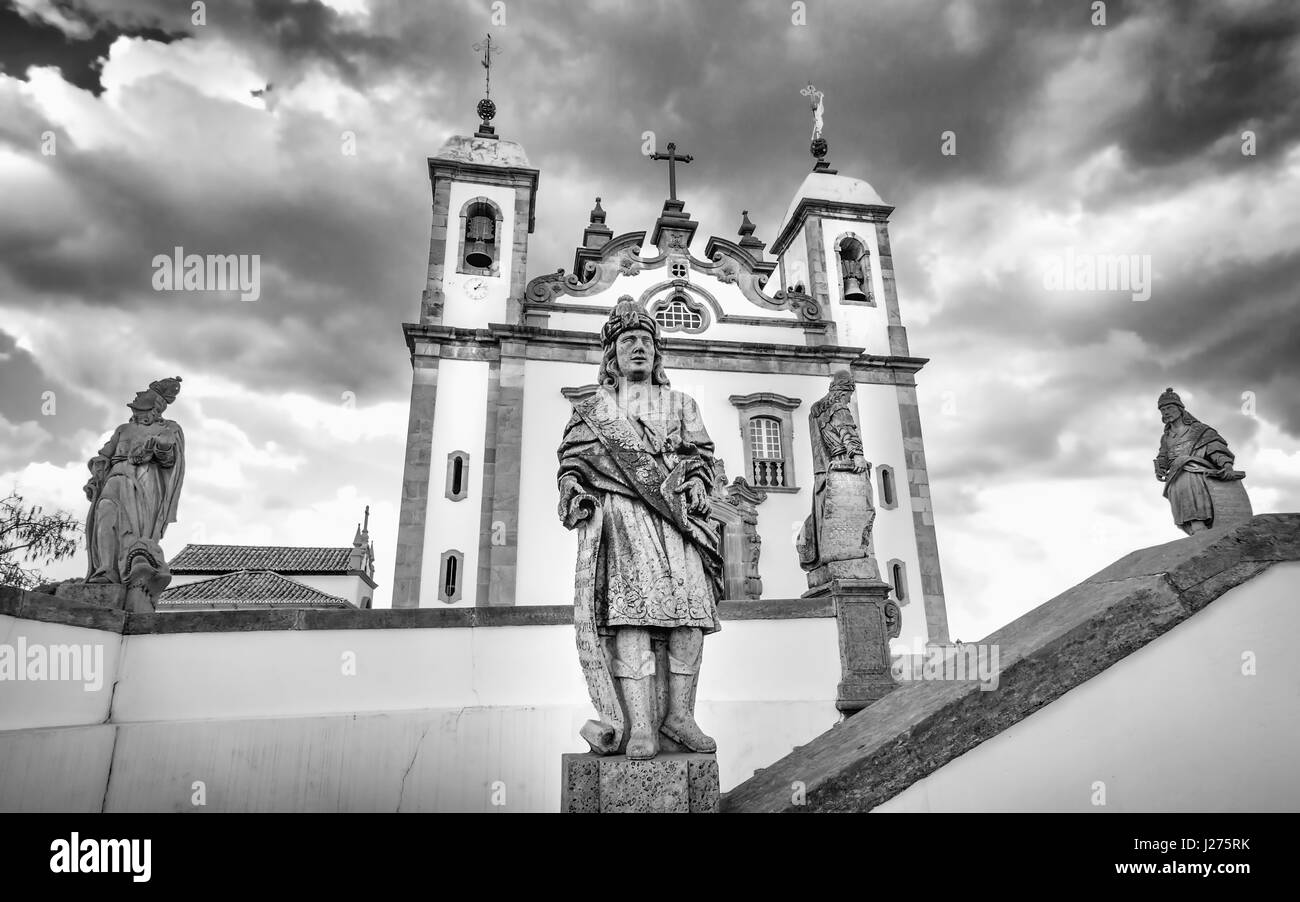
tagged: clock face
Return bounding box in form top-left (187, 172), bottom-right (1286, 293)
top-left (465, 277), bottom-right (488, 300)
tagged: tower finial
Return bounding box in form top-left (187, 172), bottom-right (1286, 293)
top-left (800, 83), bottom-right (835, 172)
top-left (472, 33), bottom-right (503, 139)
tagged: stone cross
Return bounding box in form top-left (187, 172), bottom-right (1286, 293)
top-left (650, 142), bottom-right (693, 202)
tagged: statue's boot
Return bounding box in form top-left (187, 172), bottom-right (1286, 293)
top-left (661, 629), bottom-right (716, 753)
top-left (619, 675), bottom-right (658, 760)
top-left (613, 629), bottom-right (658, 759)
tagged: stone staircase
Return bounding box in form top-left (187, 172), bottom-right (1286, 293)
top-left (722, 513), bottom-right (1300, 812)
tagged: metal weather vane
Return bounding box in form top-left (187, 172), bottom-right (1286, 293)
top-left (473, 33), bottom-right (502, 133)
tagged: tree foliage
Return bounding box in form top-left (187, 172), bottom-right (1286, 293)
top-left (0, 488), bottom-right (82, 590)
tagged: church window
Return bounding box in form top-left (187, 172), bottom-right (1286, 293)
top-left (878, 464), bottom-right (897, 509)
top-left (749, 417), bottom-right (785, 488)
top-left (669, 261), bottom-right (689, 279)
top-left (457, 197), bottom-right (503, 277)
top-left (889, 559), bottom-right (908, 604)
top-left (730, 393), bottom-right (801, 492)
top-left (445, 451), bottom-right (470, 502)
top-left (438, 550), bottom-right (464, 604)
top-left (654, 296), bottom-right (703, 332)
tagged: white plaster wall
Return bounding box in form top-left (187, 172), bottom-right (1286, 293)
top-left (877, 562), bottom-right (1300, 812)
top-left (421, 358), bottom-right (489, 607)
top-left (292, 573), bottom-right (371, 607)
top-left (441, 180), bottom-right (517, 328)
top-left (820, 216), bottom-right (891, 356)
top-left (110, 617), bottom-right (838, 724)
top-left (0, 615), bottom-right (121, 730)
top-left (778, 224), bottom-right (811, 298)
top-left (0, 614), bottom-right (839, 811)
top-left (0, 724), bottom-right (115, 812)
top-left (856, 384), bottom-right (928, 649)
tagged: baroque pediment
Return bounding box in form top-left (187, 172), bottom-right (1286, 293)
top-left (523, 231), bottom-right (822, 323)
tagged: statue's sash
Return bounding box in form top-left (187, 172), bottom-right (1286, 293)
top-left (570, 390), bottom-right (711, 555)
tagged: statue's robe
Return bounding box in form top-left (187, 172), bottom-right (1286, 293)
top-left (1156, 418), bottom-right (1233, 529)
top-left (85, 419), bottom-right (185, 583)
top-left (798, 393), bottom-right (866, 569)
top-left (557, 384), bottom-right (723, 755)
top-left (558, 385), bottom-right (723, 631)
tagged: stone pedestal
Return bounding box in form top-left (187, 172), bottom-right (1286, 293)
top-left (806, 577), bottom-right (900, 715)
top-left (561, 753), bottom-right (720, 813)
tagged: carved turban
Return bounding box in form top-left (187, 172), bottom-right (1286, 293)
top-left (600, 295), bottom-right (660, 348)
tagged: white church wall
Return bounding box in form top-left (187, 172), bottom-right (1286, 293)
top-left (819, 215), bottom-right (892, 356)
top-left (421, 358), bottom-right (490, 607)
top-left (877, 561), bottom-right (1300, 812)
top-left (291, 573), bottom-right (371, 607)
top-left (855, 384), bottom-right (929, 649)
top-left (440, 180), bottom-right (517, 329)
top-left (0, 614), bottom-right (121, 731)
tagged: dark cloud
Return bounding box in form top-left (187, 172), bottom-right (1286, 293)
top-left (0, 0), bottom-right (183, 95)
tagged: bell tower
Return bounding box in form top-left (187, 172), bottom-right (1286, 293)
top-left (393, 36), bottom-right (538, 608)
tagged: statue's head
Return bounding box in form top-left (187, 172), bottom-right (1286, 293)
top-left (1158, 387), bottom-right (1190, 425)
top-left (830, 369), bottom-right (855, 395)
top-left (598, 296), bottom-right (669, 388)
top-left (128, 389), bottom-right (163, 425)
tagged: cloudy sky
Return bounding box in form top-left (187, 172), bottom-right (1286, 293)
top-left (1, 0), bottom-right (1297, 638)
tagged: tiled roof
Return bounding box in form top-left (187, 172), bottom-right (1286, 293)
top-left (158, 571), bottom-right (352, 607)
top-left (170, 544), bottom-right (355, 573)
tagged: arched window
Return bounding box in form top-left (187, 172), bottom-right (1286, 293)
top-left (654, 295), bottom-right (703, 332)
top-left (438, 550), bottom-right (464, 604)
top-left (445, 451), bottom-right (470, 502)
top-left (749, 416), bottom-right (787, 488)
top-left (457, 198), bottom-right (503, 277)
top-left (834, 234), bottom-right (874, 305)
top-left (888, 559), bottom-right (908, 604)
top-left (878, 464), bottom-right (897, 509)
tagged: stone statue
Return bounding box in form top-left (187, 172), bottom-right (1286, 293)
top-left (797, 370), bottom-right (880, 589)
top-left (1154, 387), bottom-right (1251, 535)
top-left (801, 83), bottom-right (825, 141)
top-left (557, 297), bottom-right (723, 760)
top-left (74, 377), bottom-right (185, 610)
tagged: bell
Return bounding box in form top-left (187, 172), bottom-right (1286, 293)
top-left (465, 215), bottom-right (495, 268)
top-left (843, 276), bottom-right (868, 301)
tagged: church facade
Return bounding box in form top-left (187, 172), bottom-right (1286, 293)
top-left (392, 119), bottom-right (951, 652)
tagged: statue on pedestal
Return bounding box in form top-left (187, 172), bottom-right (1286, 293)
top-left (557, 297), bottom-right (723, 760)
top-left (797, 370), bottom-right (881, 589)
top-left (1154, 387), bottom-right (1251, 535)
top-left (62, 377), bottom-right (185, 611)
top-left (796, 370), bottom-right (899, 714)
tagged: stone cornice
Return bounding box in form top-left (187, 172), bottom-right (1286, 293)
top-left (403, 321), bottom-right (930, 379)
top-left (771, 199), bottom-right (897, 258)
top-left (427, 157), bottom-right (540, 233)
top-left (729, 392), bottom-right (803, 411)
